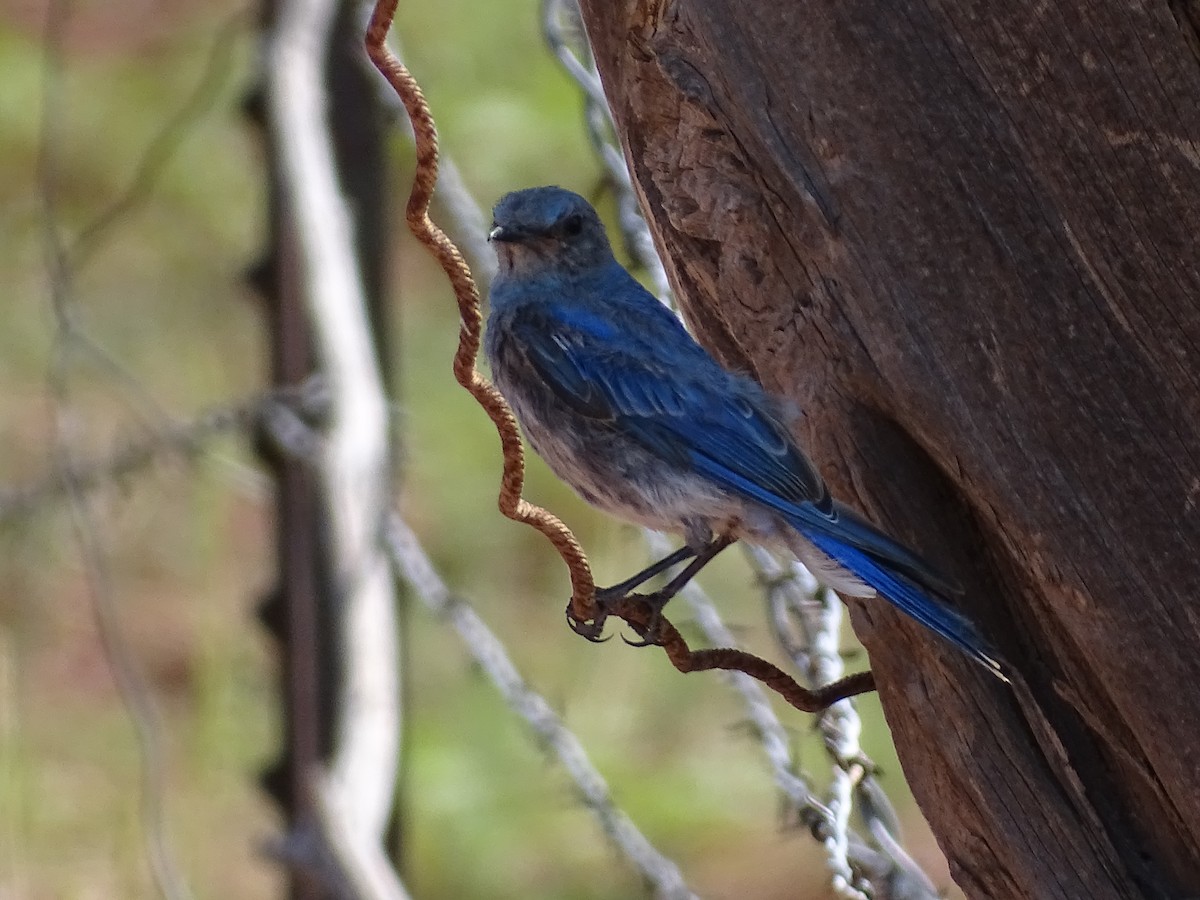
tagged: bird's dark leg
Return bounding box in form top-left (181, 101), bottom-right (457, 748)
top-left (650, 534), bottom-right (737, 603)
top-left (568, 537), bottom-right (737, 644)
top-left (621, 533), bottom-right (737, 647)
top-left (568, 544), bottom-right (698, 643)
top-left (594, 544), bottom-right (697, 601)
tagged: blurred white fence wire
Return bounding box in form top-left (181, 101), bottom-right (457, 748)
top-left (386, 515), bottom-right (700, 900)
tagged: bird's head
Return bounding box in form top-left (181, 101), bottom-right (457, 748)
top-left (489, 186), bottom-right (614, 277)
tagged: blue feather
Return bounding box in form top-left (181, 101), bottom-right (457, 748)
top-left (800, 529), bottom-right (1009, 681)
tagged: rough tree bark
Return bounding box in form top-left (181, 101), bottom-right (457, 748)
top-left (576, 1), bottom-right (1200, 897)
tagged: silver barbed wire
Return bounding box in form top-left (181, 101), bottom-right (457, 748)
top-left (542, 2), bottom-right (942, 896)
top-left (541, 0), bottom-right (672, 301)
top-left (753, 549), bottom-right (873, 898)
top-left (385, 515), bottom-right (699, 900)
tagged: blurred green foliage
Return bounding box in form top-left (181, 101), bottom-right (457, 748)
top-left (0, 1), bottom-right (956, 897)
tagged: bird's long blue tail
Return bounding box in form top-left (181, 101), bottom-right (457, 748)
top-left (798, 527), bottom-right (1009, 682)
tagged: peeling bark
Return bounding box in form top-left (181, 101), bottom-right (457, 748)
top-left (577, 1), bottom-right (1200, 896)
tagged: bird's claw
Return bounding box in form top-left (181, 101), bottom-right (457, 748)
top-left (567, 587), bottom-right (673, 646)
top-left (619, 590), bottom-right (670, 648)
top-left (633, 592), bottom-right (672, 648)
top-left (620, 631), bottom-right (658, 648)
top-left (565, 599), bottom-right (610, 643)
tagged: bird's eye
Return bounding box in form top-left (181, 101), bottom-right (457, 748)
top-left (560, 213), bottom-right (584, 237)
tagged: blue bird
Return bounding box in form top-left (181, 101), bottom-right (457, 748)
top-left (485, 185), bottom-right (1007, 681)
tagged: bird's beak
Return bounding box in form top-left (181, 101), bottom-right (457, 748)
top-left (489, 224), bottom-right (518, 242)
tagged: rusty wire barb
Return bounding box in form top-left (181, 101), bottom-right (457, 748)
top-left (364, 0), bottom-right (871, 715)
top-left (596, 594), bottom-right (875, 711)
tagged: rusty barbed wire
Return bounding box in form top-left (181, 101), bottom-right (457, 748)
top-left (364, 0), bottom-right (868, 715)
top-left (364, 0), bottom-right (598, 622)
top-left (598, 593), bottom-right (874, 712)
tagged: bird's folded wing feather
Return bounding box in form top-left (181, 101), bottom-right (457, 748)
top-left (506, 299), bottom-right (961, 599)
top-left (506, 301), bottom-right (829, 511)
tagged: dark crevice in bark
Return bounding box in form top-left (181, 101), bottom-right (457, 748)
top-left (849, 408), bottom-right (1183, 897)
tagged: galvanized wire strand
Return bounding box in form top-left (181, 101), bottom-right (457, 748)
top-left (751, 548), bottom-right (873, 898)
top-left (541, 0), bottom-right (939, 892)
top-left (541, 0), bottom-right (672, 300)
top-left (385, 515), bottom-right (699, 900)
top-left (753, 548), bottom-right (939, 900)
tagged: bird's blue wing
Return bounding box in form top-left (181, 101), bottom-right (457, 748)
top-left (800, 525), bottom-right (1006, 678)
top-left (504, 295), bottom-right (1005, 678)
top-left (505, 300), bottom-right (830, 511)
top-left (508, 298), bottom-right (949, 585)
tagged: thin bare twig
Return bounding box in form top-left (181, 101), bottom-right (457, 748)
top-left (0, 391), bottom-right (294, 525)
top-left (69, 11), bottom-right (249, 269)
top-left (37, 1), bottom-right (192, 896)
top-left (33, 11), bottom-right (245, 436)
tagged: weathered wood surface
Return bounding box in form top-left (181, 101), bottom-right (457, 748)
top-left (576, 1), bottom-right (1200, 896)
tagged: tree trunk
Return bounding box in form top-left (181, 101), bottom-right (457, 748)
top-left (576, 1), bottom-right (1200, 897)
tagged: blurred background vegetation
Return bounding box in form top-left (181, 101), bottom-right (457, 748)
top-left (0, 0), bottom-right (960, 897)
